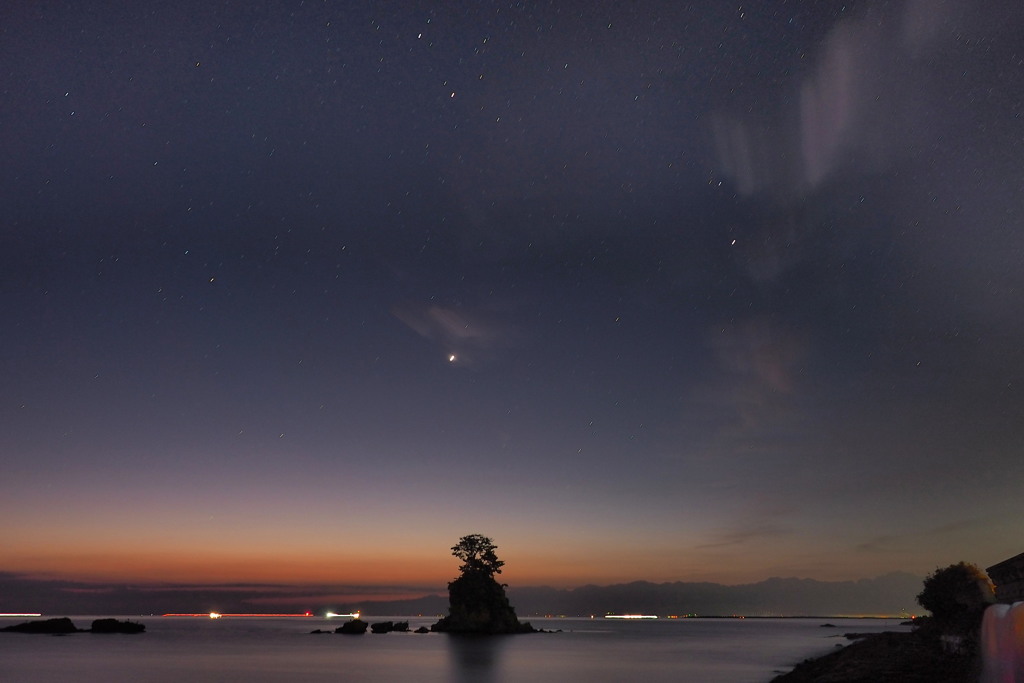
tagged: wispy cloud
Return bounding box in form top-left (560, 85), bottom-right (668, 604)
top-left (392, 302), bottom-right (511, 365)
top-left (711, 0), bottom-right (1013, 200)
top-left (696, 522), bottom-right (790, 550)
top-left (857, 518), bottom-right (988, 554)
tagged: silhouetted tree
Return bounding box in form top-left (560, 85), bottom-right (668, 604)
top-left (451, 533), bottom-right (505, 577)
top-left (432, 534), bottom-right (533, 634)
top-left (916, 561), bottom-right (995, 637)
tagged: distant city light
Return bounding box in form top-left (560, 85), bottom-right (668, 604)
top-left (604, 614), bottom-right (658, 619)
top-left (0, 613), bottom-right (42, 617)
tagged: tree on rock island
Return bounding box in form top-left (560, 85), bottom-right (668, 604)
top-left (431, 534), bottom-right (534, 634)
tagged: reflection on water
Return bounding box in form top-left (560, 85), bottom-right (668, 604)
top-left (446, 634), bottom-right (509, 683)
top-left (0, 616), bottom-right (910, 683)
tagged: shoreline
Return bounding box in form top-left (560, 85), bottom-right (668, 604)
top-left (770, 630), bottom-right (977, 683)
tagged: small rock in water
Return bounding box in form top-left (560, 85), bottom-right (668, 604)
top-left (370, 621), bottom-right (394, 634)
top-left (335, 618), bottom-right (369, 635)
top-left (90, 618), bottom-right (145, 634)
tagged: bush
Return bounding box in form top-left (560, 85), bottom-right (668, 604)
top-left (916, 562), bottom-right (994, 637)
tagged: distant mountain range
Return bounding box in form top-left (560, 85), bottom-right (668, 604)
top-left (334, 573), bottom-right (923, 618)
top-left (1, 571), bottom-right (922, 617)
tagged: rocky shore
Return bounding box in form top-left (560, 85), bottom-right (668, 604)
top-left (771, 631), bottom-right (976, 683)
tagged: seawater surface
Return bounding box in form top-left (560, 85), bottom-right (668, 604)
top-left (0, 615), bottom-right (909, 682)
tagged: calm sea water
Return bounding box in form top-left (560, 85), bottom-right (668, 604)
top-left (0, 615), bottom-right (909, 682)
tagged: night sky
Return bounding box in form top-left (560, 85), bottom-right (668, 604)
top-left (3, 1), bottom-right (1024, 606)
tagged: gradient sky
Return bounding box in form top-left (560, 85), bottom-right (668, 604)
top-left (3, 0), bottom-right (1024, 605)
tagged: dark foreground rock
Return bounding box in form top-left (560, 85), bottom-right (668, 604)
top-left (1, 617), bottom-right (81, 634)
top-left (771, 631), bottom-right (976, 683)
top-left (90, 618), bottom-right (145, 634)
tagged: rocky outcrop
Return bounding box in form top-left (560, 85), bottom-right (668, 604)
top-left (2, 617), bottom-right (147, 634)
top-left (1, 617), bottom-right (81, 634)
top-left (334, 618), bottom-right (369, 634)
top-left (90, 618), bottom-right (145, 634)
top-left (369, 621), bottom-right (410, 633)
top-left (432, 571), bottom-right (534, 634)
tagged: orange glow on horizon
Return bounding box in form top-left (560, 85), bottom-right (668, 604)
top-left (1, 532), bottom-right (919, 589)
top-left (7, 539), bottom-right (672, 588)
top-left (163, 612), bottom-right (315, 618)
top-left (248, 592), bottom-right (429, 605)
top-left (4, 550), bottom-right (837, 589)
top-left (7, 549), bottom-right (455, 586)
